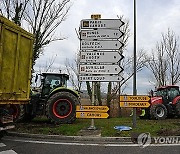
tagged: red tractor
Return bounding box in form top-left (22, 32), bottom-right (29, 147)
top-left (140, 85), bottom-right (180, 120)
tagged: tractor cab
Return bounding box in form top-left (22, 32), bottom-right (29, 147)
top-left (40, 73), bottom-right (69, 98)
top-left (155, 86), bottom-right (180, 104)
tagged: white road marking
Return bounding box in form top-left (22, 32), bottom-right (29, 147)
top-left (0, 150), bottom-right (17, 154)
top-left (4, 138), bottom-right (180, 147)
top-left (0, 143), bottom-right (6, 148)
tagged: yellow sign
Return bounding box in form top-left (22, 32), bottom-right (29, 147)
top-left (120, 95), bottom-right (151, 102)
top-left (76, 105), bottom-right (109, 112)
top-left (91, 14), bottom-right (101, 19)
top-left (76, 112), bottom-right (109, 119)
top-left (120, 102), bottom-right (150, 108)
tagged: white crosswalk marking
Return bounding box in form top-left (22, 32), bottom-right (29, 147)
top-left (0, 143), bottom-right (6, 147)
top-left (0, 150), bottom-right (17, 154)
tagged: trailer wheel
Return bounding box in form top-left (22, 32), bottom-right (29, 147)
top-left (150, 104), bottom-right (167, 120)
top-left (46, 92), bottom-right (79, 124)
top-left (175, 100), bottom-right (180, 117)
top-left (4, 104), bottom-right (21, 122)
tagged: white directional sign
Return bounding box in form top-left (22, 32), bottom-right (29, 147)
top-left (80, 40), bottom-right (123, 50)
top-left (81, 19), bottom-right (124, 29)
top-left (79, 75), bottom-right (124, 82)
top-left (79, 64), bottom-right (123, 75)
top-left (80, 29), bottom-right (123, 40)
top-left (80, 51), bottom-right (123, 63)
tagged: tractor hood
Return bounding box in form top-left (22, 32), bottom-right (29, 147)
top-left (49, 87), bottom-right (80, 98)
top-left (151, 96), bottom-right (163, 105)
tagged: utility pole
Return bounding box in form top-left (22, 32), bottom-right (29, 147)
top-left (133, 0), bottom-right (137, 128)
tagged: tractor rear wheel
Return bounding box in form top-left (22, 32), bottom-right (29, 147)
top-left (175, 100), bottom-right (180, 117)
top-left (150, 104), bottom-right (167, 120)
top-left (46, 92), bottom-right (79, 124)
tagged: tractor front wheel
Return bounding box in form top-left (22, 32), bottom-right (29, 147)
top-left (46, 92), bottom-right (79, 124)
top-left (150, 104), bottom-right (167, 120)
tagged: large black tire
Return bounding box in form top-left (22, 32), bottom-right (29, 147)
top-left (46, 92), bottom-right (79, 124)
top-left (3, 104), bottom-right (21, 122)
top-left (175, 100), bottom-right (180, 118)
top-left (150, 104), bottom-right (167, 120)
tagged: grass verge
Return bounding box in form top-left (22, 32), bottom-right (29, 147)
top-left (13, 117), bottom-right (180, 137)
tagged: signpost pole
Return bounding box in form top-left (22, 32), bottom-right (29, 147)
top-left (88, 81), bottom-right (96, 130)
top-left (88, 14), bottom-right (100, 130)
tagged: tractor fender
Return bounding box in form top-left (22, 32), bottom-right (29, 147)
top-left (151, 97), bottom-right (163, 105)
top-left (172, 96), bottom-right (180, 105)
top-left (48, 87), bottom-right (80, 105)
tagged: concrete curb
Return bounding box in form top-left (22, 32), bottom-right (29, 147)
top-left (7, 131), bottom-right (132, 143)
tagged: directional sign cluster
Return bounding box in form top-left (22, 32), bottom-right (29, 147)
top-left (120, 95), bottom-right (151, 108)
top-left (76, 105), bottom-right (109, 119)
top-left (78, 18), bottom-right (125, 82)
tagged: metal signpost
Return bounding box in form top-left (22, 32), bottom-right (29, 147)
top-left (79, 51), bottom-right (124, 63)
top-left (80, 40), bottom-right (123, 50)
top-left (79, 75), bottom-right (124, 82)
top-left (79, 64), bottom-right (123, 75)
top-left (76, 105), bottom-right (109, 119)
top-left (78, 15), bottom-right (125, 129)
top-left (80, 29), bottom-right (124, 40)
top-left (120, 95), bottom-right (151, 108)
top-left (81, 19), bottom-right (124, 29)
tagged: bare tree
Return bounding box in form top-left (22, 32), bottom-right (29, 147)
top-left (25, 0), bottom-right (71, 67)
top-left (64, 53), bottom-right (82, 91)
top-left (1, 0), bottom-right (29, 21)
top-left (145, 29), bottom-right (180, 87)
top-left (1, 0), bottom-right (72, 68)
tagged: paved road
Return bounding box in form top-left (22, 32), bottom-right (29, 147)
top-left (1, 136), bottom-right (180, 154)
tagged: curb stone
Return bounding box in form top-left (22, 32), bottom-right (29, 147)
top-left (7, 131), bottom-right (132, 143)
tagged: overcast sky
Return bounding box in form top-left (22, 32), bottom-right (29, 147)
top-left (34, 0), bottom-right (180, 94)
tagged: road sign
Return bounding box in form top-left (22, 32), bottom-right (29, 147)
top-left (79, 51), bottom-right (124, 63)
top-left (120, 95), bottom-right (151, 102)
top-left (79, 64), bottom-right (123, 75)
top-left (120, 102), bottom-right (150, 108)
top-left (76, 112), bottom-right (109, 119)
top-left (76, 105), bottom-right (109, 112)
top-left (81, 19), bottom-right (124, 29)
top-left (79, 75), bottom-right (124, 82)
top-left (80, 29), bottom-right (123, 40)
top-left (80, 40), bottom-right (123, 50)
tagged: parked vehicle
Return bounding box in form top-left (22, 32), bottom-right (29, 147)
top-left (0, 15), bottom-right (33, 137)
top-left (0, 16), bottom-right (80, 127)
top-left (139, 85), bottom-right (180, 120)
top-left (23, 73), bottom-right (80, 124)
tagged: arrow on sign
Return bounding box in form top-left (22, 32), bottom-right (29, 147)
top-left (80, 51), bottom-right (124, 63)
top-left (79, 75), bottom-right (124, 82)
top-left (76, 105), bottom-right (109, 112)
top-left (81, 19), bottom-right (124, 29)
top-left (120, 95), bottom-right (151, 102)
top-left (79, 64), bottom-right (123, 75)
top-left (76, 112), bottom-right (109, 119)
top-left (80, 40), bottom-right (123, 50)
top-left (120, 102), bottom-right (151, 108)
top-left (80, 29), bottom-right (124, 40)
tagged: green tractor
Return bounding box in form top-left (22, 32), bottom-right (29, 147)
top-left (23, 73), bottom-right (80, 124)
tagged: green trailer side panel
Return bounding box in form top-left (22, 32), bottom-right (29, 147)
top-left (0, 15), bottom-right (33, 104)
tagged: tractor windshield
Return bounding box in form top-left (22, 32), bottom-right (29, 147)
top-left (45, 75), bottom-right (67, 89)
top-left (156, 89), bottom-right (167, 97)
